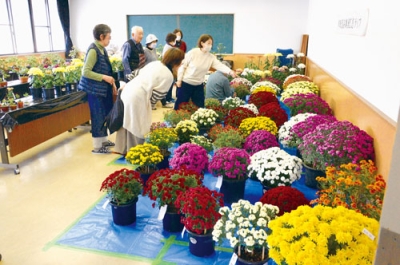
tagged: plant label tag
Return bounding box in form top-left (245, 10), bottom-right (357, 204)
top-left (216, 176), bottom-right (223, 190)
top-left (229, 253), bottom-right (238, 265)
top-left (158, 205), bottom-right (168, 220)
top-left (362, 228), bottom-right (375, 240)
top-left (181, 226), bottom-right (186, 238)
top-left (102, 199), bottom-right (110, 209)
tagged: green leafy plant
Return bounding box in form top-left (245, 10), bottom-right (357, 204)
top-left (213, 129), bottom-right (244, 149)
top-left (204, 98), bottom-right (221, 108)
top-left (163, 109), bottom-right (192, 127)
top-left (190, 135), bottom-right (213, 152)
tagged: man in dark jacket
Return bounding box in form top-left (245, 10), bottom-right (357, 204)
top-left (121, 26), bottom-right (145, 82)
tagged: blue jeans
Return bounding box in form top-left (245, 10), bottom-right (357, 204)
top-left (174, 82), bottom-right (204, 110)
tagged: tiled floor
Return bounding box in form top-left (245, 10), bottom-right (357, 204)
top-left (0, 101), bottom-right (168, 265)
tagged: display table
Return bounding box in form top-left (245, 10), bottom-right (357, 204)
top-left (0, 91), bottom-right (90, 174)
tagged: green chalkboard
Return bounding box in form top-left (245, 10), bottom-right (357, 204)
top-left (127, 14), bottom-right (234, 53)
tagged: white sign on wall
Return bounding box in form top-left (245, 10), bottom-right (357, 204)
top-left (336, 8), bottom-right (369, 36)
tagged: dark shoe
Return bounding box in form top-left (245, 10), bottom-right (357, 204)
top-left (102, 140), bottom-right (115, 147)
top-left (92, 146), bottom-right (111, 154)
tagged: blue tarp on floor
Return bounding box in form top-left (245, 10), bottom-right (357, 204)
top-left (54, 158), bottom-right (317, 265)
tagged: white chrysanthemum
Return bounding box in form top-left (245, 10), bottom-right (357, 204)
top-left (241, 103), bottom-right (259, 115)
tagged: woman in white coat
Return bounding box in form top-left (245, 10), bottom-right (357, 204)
top-left (114, 48), bottom-right (185, 154)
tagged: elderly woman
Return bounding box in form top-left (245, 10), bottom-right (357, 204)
top-left (114, 48), bottom-right (185, 155)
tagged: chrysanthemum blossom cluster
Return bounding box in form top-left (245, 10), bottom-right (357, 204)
top-left (298, 120), bottom-right (375, 171)
top-left (248, 91), bottom-right (278, 109)
top-left (239, 116), bottom-right (278, 137)
top-left (286, 80), bottom-right (319, 94)
top-left (258, 102), bottom-right (288, 128)
top-left (243, 130), bottom-right (279, 155)
top-left (221, 96), bottom-right (245, 110)
top-left (224, 107), bottom-right (256, 128)
top-left (213, 200), bottom-right (279, 251)
top-left (190, 108), bottom-right (218, 128)
top-left (248, 147), bottom-right (302, 188)
top-left (230, 77), bottom-right (253, 89)
top-left (174, 120), bottom-right (199, 143)
top-left (280, 87), bottom-right (314, 102)
top-left (250, 81), bottom-right (281, 95)
top-left (241, 103), bottom-right (259, 115)
top-left (282, 74), bottom-right (311, 89)
top-left (283, 93), bottom-right (333, 116)
top-left (288, 115), bottom-right (337, 148)
top-left (278, 113), bottom-right (316, 148)
top-left (313, 160), bottom-right (385, 221)
top-left (208, 147), bottom-right (250, 180)
top-left (170, 143), bottom-right (209, 173)
top-left (267, 205), bottom-right (379, 265)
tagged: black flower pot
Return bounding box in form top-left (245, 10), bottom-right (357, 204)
top-left (30, 87), bottom-right (43, 100)
top-left (42, 88), bottom-right (55, 99)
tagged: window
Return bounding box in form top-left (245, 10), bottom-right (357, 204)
top-left (0, 0), bottom-right (65, 55)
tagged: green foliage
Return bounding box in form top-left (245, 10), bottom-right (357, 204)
top-left (213, 129), bottom-right (244, 149)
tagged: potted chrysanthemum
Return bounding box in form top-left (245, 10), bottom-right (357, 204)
top-left (288, 114), bottom-right (337, 149)
top-left (213, 128), bottom-right (244, 149)
top-left (283, 93), bottom-right (333, 116)
top-left (190, 107), bottom-right (219, 135)
top-left (243, 130), bottom-right (279, 156)
top-left (312, 160), bottom-right (385, 221)
top-left (163, 109), bottom-right (192, 127)
top-left (282, 74), bottom-right (312, 89)
top-left (248, 147), bottom-right (303, 191)
top-left (258, 102), bottom-right (288, 128)
top-left (190, 135), bottom-right (213, 153)
top-left (250, 80), bottom-right (281, 95)
top-left (298, 120), bottom-right (375, 188)
top-left (143, 167), bottom-right (203, 232)
top-left (221, 96), bottom-right (245, 110)
top-left (239, 116), bottom-right (278, 138)
top-left (213, 200), bottom-right (279, 264)
top-left (125, 143), bottom-right (164, 183)
top-left (248, 91), bottom-right (278, 109)
top-left (259, 186), bottom-right (309, 216)
top-left (224, 107), bottom-right (256, 128)
top-left (174, 119), bottom-right (199, 144)
top-left (145, 127), bottom-right (178, 169)
top-left (208, 147), bottom-right (250, 204)
top-left (100, 168), bottom-right (143, 225)
top-left (267, 205), bottom-right (379, 265)
top-left (170, 143), bottom-right (208, 174)
top-left (175, 186), bottom-right (224, 257)
top-left (286, 80), bottom-right (319, 94)
top-left (278, 113), bottom-right (316, 150)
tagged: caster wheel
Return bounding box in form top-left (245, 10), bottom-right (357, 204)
top-left (14, 165), bottom-right (20, 175)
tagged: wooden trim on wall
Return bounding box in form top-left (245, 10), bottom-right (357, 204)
top-left (306, 58), bottom-right (396, 180)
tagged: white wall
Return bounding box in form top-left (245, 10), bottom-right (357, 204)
top-left (68, 0), bottom-right (309, 55)
top-left (307, 0), bottom-right (400, 122)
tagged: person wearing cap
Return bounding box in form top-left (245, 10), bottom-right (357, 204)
top-left (173, 29), bottom-right (187, 53)
top-left (144, 34), bottom-right (158, 65)
top-left (121, 25), bottom-right (145, 82)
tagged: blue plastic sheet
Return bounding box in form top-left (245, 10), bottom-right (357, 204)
top-left (54, 157), bottom-right (317, 264)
